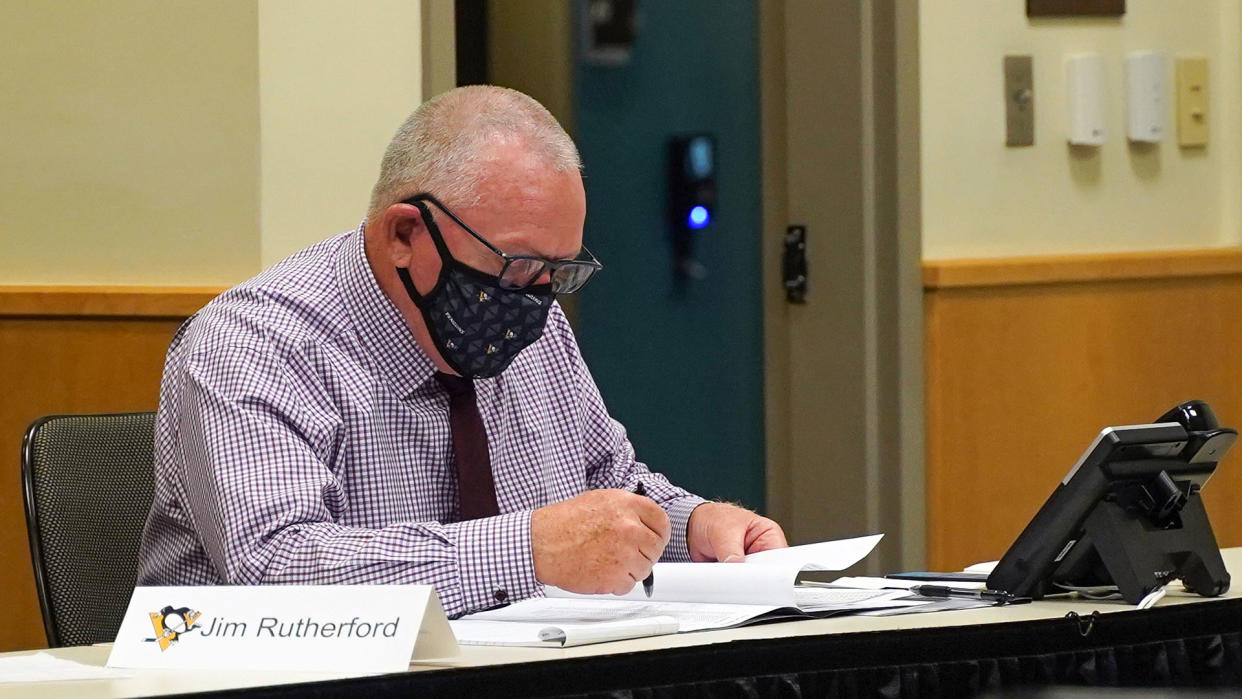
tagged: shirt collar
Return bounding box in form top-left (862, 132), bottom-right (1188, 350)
top-left (337, 220), bottom-right (438, 398)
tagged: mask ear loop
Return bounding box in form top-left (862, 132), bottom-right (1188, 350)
top-left (412, 199), bottom-right (455, 260)
top-left (395, 200), bottom-right (453, 304)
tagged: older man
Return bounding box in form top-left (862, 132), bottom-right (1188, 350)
top-left (138, 85), bottom-right (786, 617)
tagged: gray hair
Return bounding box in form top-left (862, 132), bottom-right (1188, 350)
top-left (367, 85), bottom-right (582, 221)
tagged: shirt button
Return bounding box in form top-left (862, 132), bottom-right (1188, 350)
top-left (493, 589), bottom-right (509, 603)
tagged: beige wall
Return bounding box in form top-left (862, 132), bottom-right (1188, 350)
top-left (0, 1), bottom-right (423, 285)
top-left (0, 0), bottom-right (261, 285)
top-left (258, 0), bottom-right (422, 267)
top-left (920, 0), bottom-right (1242, 260)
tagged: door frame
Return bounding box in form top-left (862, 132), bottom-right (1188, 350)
top-left (759, 0), bottom-right (925, 572)
top-left (421, 0), bottom-right (457, 98)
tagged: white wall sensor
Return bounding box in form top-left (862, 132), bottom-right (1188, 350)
top-left (1126, 51), bottom-right (1167, 143)
top-left (1067, 53), bottom-right (1106, 146)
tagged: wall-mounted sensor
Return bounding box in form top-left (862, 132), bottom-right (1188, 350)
top-left (668, 134), bottom-right (716, 281)
top-left (1126, 51), bottom-right (1167, 143)
top-left (1066, 53), bottom-right (1106, 146)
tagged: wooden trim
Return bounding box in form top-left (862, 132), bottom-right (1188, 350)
top-left (0, 286), bottom-right (224, 318)
top-left (923, 248), bottom-right (1242, 289)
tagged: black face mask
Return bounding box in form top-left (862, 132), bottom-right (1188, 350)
top-left (396, 204), bottom-right (554, 379)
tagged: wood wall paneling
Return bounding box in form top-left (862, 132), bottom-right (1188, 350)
top-left (924, 250), bottom-right (1242, 572)
top-left (0, 288), bottom-right (215, 651)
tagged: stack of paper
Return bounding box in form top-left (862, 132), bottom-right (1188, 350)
top-left (451, 534), bottom-right (928, 647)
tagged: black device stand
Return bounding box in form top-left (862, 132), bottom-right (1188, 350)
top-left (1058, 479), bottom-right (1230, 604)
top-left (988, 401), bottom-right (1235, 605)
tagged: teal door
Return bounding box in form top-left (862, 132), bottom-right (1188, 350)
top-left (572, 0), bottom-right (764, 509)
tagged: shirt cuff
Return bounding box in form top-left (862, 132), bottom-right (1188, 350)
top-left (445, 510), bottom-right (541, 615)
top-left (663, 495), bottom-right (707, 562)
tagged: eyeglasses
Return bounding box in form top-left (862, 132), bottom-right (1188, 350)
top-left (403, 193), bottom-right (602, 294)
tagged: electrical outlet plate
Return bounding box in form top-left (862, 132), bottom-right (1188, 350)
top-left (1176, 58), bottom-right (1209, 147)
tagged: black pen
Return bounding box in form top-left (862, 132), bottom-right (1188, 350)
top-left (908, 584), bottom-right (1015, 604)
top-left (633, 482), bottom-right (654, 597)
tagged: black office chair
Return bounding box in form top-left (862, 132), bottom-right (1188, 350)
top-left (22, 412), bottom-right (156, 647)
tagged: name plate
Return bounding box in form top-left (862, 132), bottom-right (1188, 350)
top-left (106, 585), bottom-right (458, 673)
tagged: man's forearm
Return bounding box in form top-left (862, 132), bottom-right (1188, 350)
top-left (233, 512), bottom-right (541, 618)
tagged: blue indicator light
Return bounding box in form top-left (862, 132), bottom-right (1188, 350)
top-left (688, 205), bottom-right (710, 229)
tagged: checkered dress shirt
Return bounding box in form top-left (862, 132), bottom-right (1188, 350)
top-left (137, 224), bottom-right (705, 617)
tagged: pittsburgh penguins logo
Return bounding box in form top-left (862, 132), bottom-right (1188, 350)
top-left (145, 605), bottom-right (202, 651)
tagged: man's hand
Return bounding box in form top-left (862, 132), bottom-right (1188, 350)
top-left (687, 502), bottom-right (788, 562)
top-left (531, 489), bottom-right (671, 595)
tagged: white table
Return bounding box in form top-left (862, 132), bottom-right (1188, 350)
top-left (3, 548), bottom-right (1240, 698)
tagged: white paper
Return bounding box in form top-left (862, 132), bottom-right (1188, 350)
top-left (462, 596), bottom-right (777, 634)
top-left (857, 598), bottom-right (993, 616)
top-left (964, 560), bottom-right (1000, 574)
top-left (827, 576), bottom-right (906, 590)
top-left (453, 535), bottom-right (892, 647)
top-left (828, 576), bottom-right (987, 591)
top-left (744, 534), bottom-right (884, 570)
top-left (550, 561), bottom-right (804, 607)
top-left (546, 534), bottom-right (884, 608)
top-left (543, 616), bottom-right (680, 646)
top-left (450, 607), bottom-right (681, 647)
top-left (792, 586), bottom-right (920, 611)
top-left (0, 652), bottom-right (132, 684)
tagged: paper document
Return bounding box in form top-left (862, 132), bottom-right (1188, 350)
top-left (452, 600), bottom-right (692, 647)
top-left (964, 560), bottom-right (999, 574)
top-left (744, 535), bottom-right (882, 569)
top-left (451, 534), bottom-right (899, 647)
top-left (830, 576), bottom-right (988, 591)
top-left (857, 598), bottom-right (993, 616)
top-left (0, 652), bottom-right (132, 684)
top-left (816, 577), bottom-right (997, 616)
top-left (546, 534), bottom-right (884, 608)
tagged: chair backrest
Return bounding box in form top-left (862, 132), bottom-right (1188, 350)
top-left (22, 412), bottom-right (156, 647)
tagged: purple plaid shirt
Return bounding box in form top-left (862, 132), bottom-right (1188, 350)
top-left (137, 224), bottom-right (705, 617)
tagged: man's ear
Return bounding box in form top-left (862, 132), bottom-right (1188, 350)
top-left (381, 202), bottom-right (426, 268)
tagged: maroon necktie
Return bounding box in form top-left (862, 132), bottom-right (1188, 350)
top-left (434, 372), bottom-right (500, 520)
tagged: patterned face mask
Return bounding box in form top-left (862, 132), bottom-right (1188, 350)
top-left (395, 205), bottom-right (554, 379)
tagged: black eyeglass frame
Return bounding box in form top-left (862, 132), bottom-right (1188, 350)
top-left (402, 193), bottom-right (602, 294)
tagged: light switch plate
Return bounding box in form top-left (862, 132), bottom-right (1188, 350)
top-left (1176, 57), bottom-right (1209, 147)
top-left (1004, 55), bottom-right (1035, 147)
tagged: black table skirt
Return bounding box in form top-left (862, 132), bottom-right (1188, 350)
top-left (199, 597), bottom-right (1242, 698)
